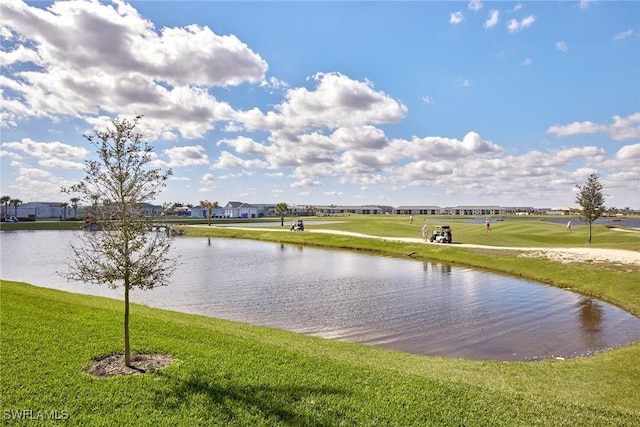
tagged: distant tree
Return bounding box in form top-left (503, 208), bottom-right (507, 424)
top-left (60, 202), bottom-right (69, 220)
top-left (62, 116), bottom-right (177, 367)
top-left (70, 197), bottom-right (80, 219)
top-left (10, 199), bottom-right (22, 217)
top-left (200, 200), bottom-right (219, 226)
top-left (1, 195), bottom-right (10, 220)
top-left (275, 202), bottom-right (288, 226)
top-left (575, 172), bottom-right (606, 244)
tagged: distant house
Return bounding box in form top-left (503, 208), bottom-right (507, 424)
top-left (8, 202), bottom-right (69, 219)
top-left (393, 206), bottom-right (443, 215)
top-left (138, 203), bottom-right (163, 217)
top-left (191, 206), bottom-right (224, 219)
top-left (445, 206), bottom-right (506, 216)
top-left (312, 205), bottom-right (384, 215)
top-left (224, 201), bottom-right (258, 218)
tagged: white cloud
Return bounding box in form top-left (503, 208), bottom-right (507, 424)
top-left (163, 145), bottom-right (209, 167)
top-left (556, 41), bottom-right (568, 52)
top-left (614, 143), bottom-right (640, 161)
top-left (0, 0), bottom-right (266, 136)
top-left (200, 173), bottom-right (215, 184)
top-left (0, 150), bottom-right (23, 160)
top-left (610, 113), bottom-right (640, 140)
top-left (244, 72), bottom-right (407, 134)
top-left (546, 113), bottom-right (640, 141)
top-left (450, 11), bottom-right (464, 24)
top-left (218, 136), bottom-right (269, 155)
top-left (468, 0), bottom-right (482, 12)
top-left (260, 76), bottom-right (290, 93)
top-left (291, 178), bottom-right (322, 188)
top-left (506, 15), bottom-right (536, 33)
top-left (211, 151), bottom-right (268, 169)
top-left (521, 57), bottom-right (532, 66)
top-left (484, 10), bottom-right (499, 28)
top-left (579, 0), bottom-right (595, 9)
top-left (2, 138), bottom-right (87, 158)
top-left (6, 164), bottom-right (75, 201)
top-left (546, 121), bottom-right (603, 137)
top-left (614, 29), bottom-right (634, 41)
top-left (39, 158), bottom-right (85, 169)
top-left (421, 96), bottom-right (434, 104)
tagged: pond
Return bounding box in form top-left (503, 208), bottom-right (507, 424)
top-left (2, 230), bottom-right (639, 361)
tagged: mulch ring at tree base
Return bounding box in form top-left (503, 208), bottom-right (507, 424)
top-left (85, 353), bottom-right (172, 377)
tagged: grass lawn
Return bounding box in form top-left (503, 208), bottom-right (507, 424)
top-left (2, 215), bottom-right (640, 425)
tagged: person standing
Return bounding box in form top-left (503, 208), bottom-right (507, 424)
top-left (485, 218), bottom-right (491, 232)
top-left (422, 223), bottom-right (429, 241)
top-left (566, 220), bottom-right (572, 232)
top-left (409, 214), bottom-right (413, 224)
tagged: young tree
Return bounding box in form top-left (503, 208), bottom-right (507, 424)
top-left (575, 172), bottom-right (606, 244)
top-left (62, 116), bottom-right (177, 367)
top-left (275, 202), bottom-right (288, 226)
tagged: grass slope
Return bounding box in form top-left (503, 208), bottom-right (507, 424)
top-left (2, 281), bottom-right (639, 426)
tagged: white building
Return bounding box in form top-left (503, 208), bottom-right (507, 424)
top-left (224, 201), bottom-right (259, 218)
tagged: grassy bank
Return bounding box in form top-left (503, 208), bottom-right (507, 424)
top-left (2, 280), bottom-right (639, 426)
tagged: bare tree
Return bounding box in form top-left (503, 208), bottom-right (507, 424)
top-left (62, 116), bottom-right (177, 367)
top-left (575, 172), bottom-right (606, 244)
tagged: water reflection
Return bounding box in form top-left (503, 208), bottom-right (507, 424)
top-left (423, 261), bottom-right (452, 276)
top-left (579, 298), bottom-right (604, 333)
top-left (1, 230), bottom-right (639, 361)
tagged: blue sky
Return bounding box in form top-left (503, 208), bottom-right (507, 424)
top-left (1, 0), bottom-right (639, 209)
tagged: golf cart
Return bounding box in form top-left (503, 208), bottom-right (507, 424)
top-left (290, 219), bottom-right (304, 231)
top-left (429, 225), bottom-right (452, 243)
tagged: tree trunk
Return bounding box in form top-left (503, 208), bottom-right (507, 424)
top-left (280, 215), bottom-right (284, 226)
top-left (124, 283), bottom-right (131, 367)
top-left (588, 223), bottom-right (592, 244)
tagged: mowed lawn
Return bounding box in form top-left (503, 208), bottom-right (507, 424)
top-left (2, 216), bottom-right (640, 425)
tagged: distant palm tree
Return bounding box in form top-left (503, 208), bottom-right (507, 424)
top-left (70, 197), bottom-right (80, 219)
top-left (1, 195), bottom-right (10, 221)
top-left (275, 202), bottom-right (288, 226)
top-left (61, 202), bottom-right (69, 220)
top-left (10, 199), bottom-right (22, 218)
top-left (199, 200), bottom-right (219, 226)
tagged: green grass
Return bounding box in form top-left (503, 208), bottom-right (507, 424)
top-left (2, 215), bottom-right (640, 425)
top-left (2, 280), bottom-right (640, 426)
top-left (297, 214), bottom-right (640, 250)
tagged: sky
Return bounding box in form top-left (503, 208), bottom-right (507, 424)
top-left (1, 0), bottom-right (639, 209)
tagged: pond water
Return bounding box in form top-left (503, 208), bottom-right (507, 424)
top-left (2, 230), bottom-right (639, 361)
